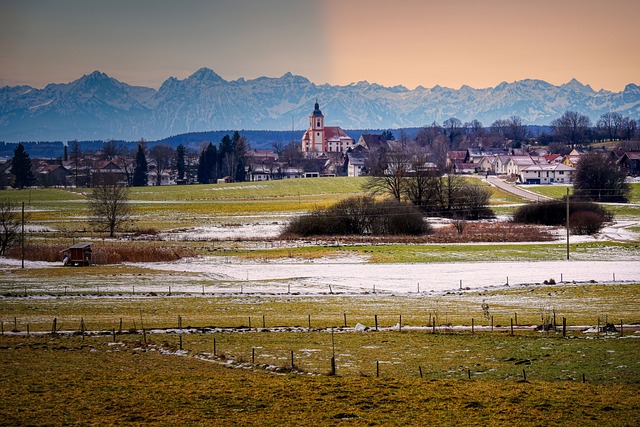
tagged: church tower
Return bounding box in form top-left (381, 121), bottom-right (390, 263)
top-left (309, 100), bottom-right (325, 152)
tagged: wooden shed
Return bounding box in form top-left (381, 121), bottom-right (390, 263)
top-left (62, 243), bottom-right (93, 266)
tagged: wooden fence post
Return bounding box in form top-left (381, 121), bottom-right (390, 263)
top-left (376, 361), bottom-right (380, 378)
top-left (510, 318), bottom-right (513, 335)
top-left (374, 315), bottom-right (378, 331)
top-left (471, 318), bottom-right (474, 334)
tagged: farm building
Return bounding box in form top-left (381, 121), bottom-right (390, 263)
top-left (62, 243), bottom-right (93, 266)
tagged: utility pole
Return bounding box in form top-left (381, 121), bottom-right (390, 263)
top-left (21, 202), bottom-right (25, 269)
top-left (566, 188), bottom-right (570, 260)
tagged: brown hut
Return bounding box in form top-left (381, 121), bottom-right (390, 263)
top-left (62, 243), bottom-right (92, 266)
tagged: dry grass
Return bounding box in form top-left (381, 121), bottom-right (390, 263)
top-left (0, 335), bottom-right (638, 426)
top-left (6, 241), bottom-right (196, 263)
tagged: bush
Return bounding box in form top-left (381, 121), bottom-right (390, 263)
top-left (282, 196), bottom-right (431, 237)
top-left (512, 198), bottom-right (612, 230)
top-left (569, 211), bottom-right (606, 235)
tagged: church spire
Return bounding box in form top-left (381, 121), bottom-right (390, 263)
top-left (312, 99), bottom-right (323, 117)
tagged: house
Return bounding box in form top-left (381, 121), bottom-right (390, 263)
top-left (346, 145), bottom-right (368, 177)
top-left (543, 154), bottom-right (563, 164)
top-left (91, 160), bottom-right (127, 186)
top-left (39, 164), bottom-right (69, 187)
top-left (505, 156), bottom-right (540, 176)
top-left (563, 155), bottom-right (581, 168)
top-left (301, 101), bottom-right (355, 154)
top-left (453, 162), bottom-right (477, 174)
top-left (617, 151), bottom-right (640, 176)
top-left (357, 134), bottom-right (388, 152)
top-left (519, 164), bottom-right (575, 184)
top-left (475, 156), bottom-right (497, 174)
top-left (466, 147), bottom-right (508, 164)
top-left (247, 164), bottom-right (271, 182)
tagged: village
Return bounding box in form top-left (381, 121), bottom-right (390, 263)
top-left (2, 101), bottom-right (640, 190)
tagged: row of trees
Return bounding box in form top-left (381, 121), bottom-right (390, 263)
top-left (196, 131), bottom-right (249, 184)
top-left (364, 144), bottom-right (494, 220)
top-left (404, 110), bottom-right (638, 152)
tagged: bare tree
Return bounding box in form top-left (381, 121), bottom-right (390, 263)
top-left (364, 148), bottom-right (411, 201)
top-left (69, 140), bottom-right (82, 187)
top-left (415, 122), bottom-right (442, 147)
top-left (101, 140), bottom-right (122, 160)
top-left (443, 117), bottom-right (463, 148)
top-left (114, 147), bottom-right (135, 186)
top-left (596, 112), bottom-right (620, 141)
top-left (0, 200), bottom-right (21, 256)
top-left (550, 111), bottom-right (592, 146)
top-left (506, 116), bottom-right (528, 146)
top-left (149, 144), bottom-right (175, 186)
top-left (88, 180), bottom-right (132, 237)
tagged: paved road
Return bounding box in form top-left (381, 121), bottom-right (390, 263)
top-left (485, 176), bottom-right (552, 202)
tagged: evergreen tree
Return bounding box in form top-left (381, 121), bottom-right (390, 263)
top-left (197, 143), bottom-right (218, 184)
top-left (205, 143), bottom-right (218, 182)
top-left (232, 131), bottom-right (249, 182)
top-left (63, 144), bottom-right (68, 162)
top-left (10, 143), bottom-right (36, 189)
top-left (176, 144), bottom-right (186, 181)
top-left (218, 134), bottom-right (233, 178)
top-left (197, 147), bottom-right (209, 184)
top-left (132, 144), bottom-right (148, 187)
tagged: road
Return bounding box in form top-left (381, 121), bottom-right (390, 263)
top-left (485, 176), bottom-right (552, 202)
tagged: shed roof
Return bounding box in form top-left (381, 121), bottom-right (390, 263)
top-left (66, 243), bottom-right (92, 250)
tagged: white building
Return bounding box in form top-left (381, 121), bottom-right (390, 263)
top-left (301, 101), bottom-right (354, 154)
top-left (519, 164), bottom-right (575, 184)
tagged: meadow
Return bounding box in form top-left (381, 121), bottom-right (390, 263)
top-left (1, 177), bottom-right (639, 426)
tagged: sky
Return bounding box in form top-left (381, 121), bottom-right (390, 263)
top-left (1, 0), bottom-right (638, 91)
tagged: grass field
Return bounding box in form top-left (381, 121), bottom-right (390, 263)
top-left (1, 177), bottom-right (639, 426)
top-left (3, 176), bottom-right (531, 233)
top-left (2, 335), bottom-right (638, 426)
top-left (524, 182), bottom-right (640, 203)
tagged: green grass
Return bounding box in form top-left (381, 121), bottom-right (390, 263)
top-left (524, 182), bottom-right (640, 203)
top-left (522, 184), bottom-right (573, 199)
top-left (218, 241), bottom-right (640, 263)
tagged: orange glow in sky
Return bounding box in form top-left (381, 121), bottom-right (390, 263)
top-left (322, 0), bottom-right (639, 90)
top-left (1, 0), bottom-right (638, 91)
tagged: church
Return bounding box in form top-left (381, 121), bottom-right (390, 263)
top-left (301, 101), bottom-right (354, 154)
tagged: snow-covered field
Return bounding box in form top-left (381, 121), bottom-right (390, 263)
top-left (133, 256), bottom-right (640, 295)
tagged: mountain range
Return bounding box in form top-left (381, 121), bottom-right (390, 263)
top-left (1, 68), bottom-right (639, 143)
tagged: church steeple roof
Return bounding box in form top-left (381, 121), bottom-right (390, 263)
top-left (312, 100), bottom-right (324, 117)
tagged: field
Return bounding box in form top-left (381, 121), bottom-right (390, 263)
top-left (1, 177), bottom-right (639, 425)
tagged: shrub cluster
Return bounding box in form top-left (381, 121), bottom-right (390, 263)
top-left (283, 196), bottom-right (431, 237)
top-left (512, 198), bottom-right (612, 235)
